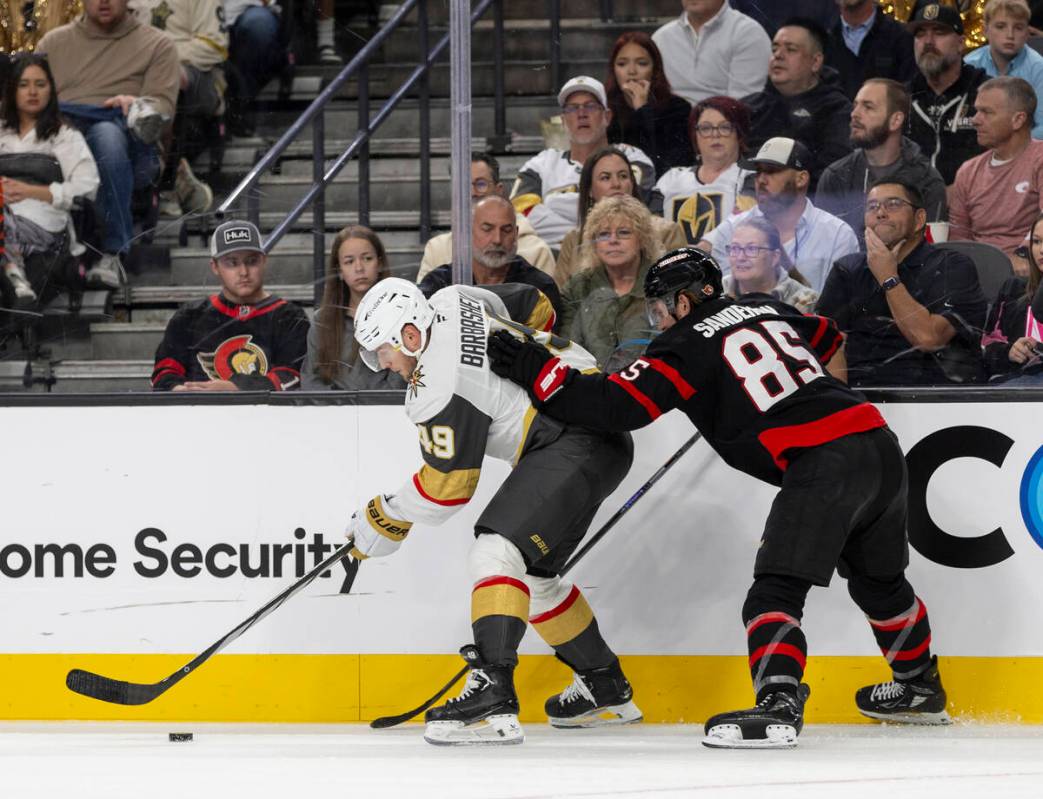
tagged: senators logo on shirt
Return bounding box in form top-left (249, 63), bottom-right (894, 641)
top-left (197, 335), bottom-right (269, 381)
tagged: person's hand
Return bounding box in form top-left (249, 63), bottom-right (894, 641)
top-left (487, 330), bottom-right (572, 402)
top-left (103, 95), bottom-right (138, 116)
top-left (174, 379), bottom-right (239, 391)
top-left (345, 496), bottom-right (412, 560)
top-left (865, 227), bottom-right (902, 286)
top-left (621, 78), bottom-right (650, 110)
top-left (1, 177), bottom-right (50, 204)
top-left (1008, 336), bottom-right (1042, 365)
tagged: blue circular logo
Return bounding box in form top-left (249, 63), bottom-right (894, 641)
top-left (1019, 445), bottom-right (1043, 550)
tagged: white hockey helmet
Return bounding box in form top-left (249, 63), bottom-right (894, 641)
top-left (354, 277), bottom-right (435, 371)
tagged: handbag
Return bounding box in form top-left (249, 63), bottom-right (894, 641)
top-left (0, 152), bottom-right (63, 186)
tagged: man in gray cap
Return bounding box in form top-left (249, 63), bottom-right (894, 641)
top-left (511, 76), bottom-right (655, 247)
top-left (150, 220), bottom-right (309, 390)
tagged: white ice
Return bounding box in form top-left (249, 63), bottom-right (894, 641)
top-left (3, 722), bottom-right (1042, 799)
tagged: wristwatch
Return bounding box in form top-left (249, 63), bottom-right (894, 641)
top-left (880, 275), bottom-right (902, 292)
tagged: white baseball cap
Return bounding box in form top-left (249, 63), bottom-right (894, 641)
top-left (558, 76), bottom-right (607, 108)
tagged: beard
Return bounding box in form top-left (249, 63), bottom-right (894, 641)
top-left (916, 48), bottom-right (959, 80)
top-left (850, 119), bottom-right (890, 149)
top-left (757, 178), bottom-right (801, 216)
top-left (474, 245), bottom-right (515, 270)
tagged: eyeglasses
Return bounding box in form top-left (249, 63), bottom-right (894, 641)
top-left (471, 178), bottom-right (492, 193)
top-left (865, 197), bottom-right (918, 214)
top-left (562, 101), bottom-right (604, 115)
top-left (694, 123), bottom-right (735, 138)
top-left (593, 228), bottom-right (635, 243)
top-left (725, 244), bottom-right (775, 258)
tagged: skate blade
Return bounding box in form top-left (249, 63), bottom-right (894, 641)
top-left (859, 709), bottom-right (952, 726)
top-left (701, 723), bottom-right (798, 749)
top-left (549, 700), bottom-right (644, 729)
top-left (424, 714), bottom-right (524, 746)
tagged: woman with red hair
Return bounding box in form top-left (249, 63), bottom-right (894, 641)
top-left (650, 95), bottom-right (757, 247)
top-left (605, 31), bottom-right (692, 178)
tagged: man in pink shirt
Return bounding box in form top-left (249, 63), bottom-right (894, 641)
top-left (949, 75), bottom-right (1043, 263)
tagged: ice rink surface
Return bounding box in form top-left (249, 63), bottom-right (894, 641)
top-left (3, 721), bottom-right (1043, 799)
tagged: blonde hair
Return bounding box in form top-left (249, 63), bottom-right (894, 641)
top-left (578, 194), bottom-right (662, 273)
top-left (984, 0), bottom-right (1031, 24)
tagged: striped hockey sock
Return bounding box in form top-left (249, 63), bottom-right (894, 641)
top-left (530, 585), bottom-right (614, 671)
top-left (867, 596), bottom-right (933, 681)
top-left (471, 575), bottom-right (530, 667)
top-left (746, 611), bottom-right (808, 701)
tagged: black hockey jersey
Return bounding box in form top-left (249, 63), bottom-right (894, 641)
top-left (151, 294), bottom-right (309, 391)
top-left (539, 296), bottom-right (886, 486)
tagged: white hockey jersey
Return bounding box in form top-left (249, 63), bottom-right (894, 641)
top-left (383, 285), bottom-right (599, 527)
top-left (511, 145), bottom-right (655, 247)
top-left (652, 163), bottom-right (756, 246)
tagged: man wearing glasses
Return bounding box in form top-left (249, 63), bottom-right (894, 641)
top-left (817, 178), bottom-right (986, 387)
top-left (150, 220), bottom-right (309, 390)
top-left (512, 76), bottom-right (655, 248)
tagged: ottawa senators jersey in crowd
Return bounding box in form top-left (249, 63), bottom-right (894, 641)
top-left (538, 296), bottom-right (887, 486)
top-left (379, 284), bottom-right (598, 526)
top-left (151, 294), bottom-right (309, 391)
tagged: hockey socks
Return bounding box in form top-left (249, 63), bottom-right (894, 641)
top-left (470, 575), bottom-right (529, 667)
top-left (866, 596), bottom-right (933, 680)
top-left (530, 585), bottom-right (615, 671)
top-left (746, 611), bottom-right (808, 700)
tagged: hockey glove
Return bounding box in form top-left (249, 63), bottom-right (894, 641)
top-left (488, 330), bottom-right (573, 403)
top-left (345, 495), bottom-right (413, 560)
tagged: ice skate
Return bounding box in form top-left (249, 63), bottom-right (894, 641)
top-left (545, 659), bottom-right (642, 728)
top-left (423, 645), bottom-right (523, 746)
top-left (856, 655), bottom-right (950, 725)
top-left (703, 683), bottom-right (811, 749)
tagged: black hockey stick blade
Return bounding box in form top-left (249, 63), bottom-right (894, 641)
top-left (66, 544), bottom-right (356, 705)
top-left (369, 433), bottom-right (702, 729)
top-left (369, 664), bottom-right (470, 729)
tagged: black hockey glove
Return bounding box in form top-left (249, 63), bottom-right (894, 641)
top-left (488, 330), bottom-right (573, 403)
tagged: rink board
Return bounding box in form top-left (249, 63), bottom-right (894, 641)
top-left (0, 393), bottom-right (1041, 722)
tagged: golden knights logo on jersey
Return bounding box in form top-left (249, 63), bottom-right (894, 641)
top-left (671, 192), bottom-right (757, 245)
top-left (407, 365), bottom-right (427, 399)
top-left (198, 335), bottom-right (269, 381)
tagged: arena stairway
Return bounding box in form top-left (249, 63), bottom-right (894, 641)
top-left (2, 0), bottom-right (679, 392)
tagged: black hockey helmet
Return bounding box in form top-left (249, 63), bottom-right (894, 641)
top-left (644, 247), bottom-right (723, 326)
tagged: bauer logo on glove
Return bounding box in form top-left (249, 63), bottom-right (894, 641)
top-left (346, 495), bottom-right (414, 559)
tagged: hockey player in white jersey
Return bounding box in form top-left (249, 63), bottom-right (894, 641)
top-left (349, 278), bottom-right (641, 746)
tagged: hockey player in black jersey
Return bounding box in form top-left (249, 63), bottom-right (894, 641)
top-left (488, 247), bottom-right (949, 748)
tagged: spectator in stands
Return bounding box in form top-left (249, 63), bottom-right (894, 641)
top-left (950, 76), bottom-right (1043, 261)
top-left (316, 0), bottom-right (341, 65)
top-left (151, 219), bottom-right (308, 390)
top-left (982, 212), bottom-right (1043, 383)
top-left (560, 194), bottom-right (663, 371)
top-left (825, 0), bottom-right (916, 99)
top-left (512, 76), bottom-right (654, 249)
top-left (556, 146), bottom-right (685, 288)
top-left (817, 78), bottom-right (946, 240)
top-left (651, 0), bottom-right (771, 105)
top-left (724, 217), bottom-right (819, 312)
top-left (37, 0), bottom-right (179, 289)
top-left (417, 152), bottom-right (554, 281)
top-left (605, 31), bottom-right (693, 177)
top-left (817, 178), bottom-right (987, 386)
top-left (0, 54), bottom-right (99, 305)
top-left (651, 95), bottom-right (757, 246)
top-left (419, 195), bottom-right (563, 330)
top-left (302, 225), bottom-right (404, 390)
top-left (742, 17), bottom-right (853, 190)
top-left (222, 0), bottom-right (286, 138)
top-left (700, 137), bottom-right (858, 292)
top-left (130, 0), bottom-right (226, 219)
top-left (729, 0), bottom-right (839, 37)
top-left (965, 0), bottom-right (1043, 139)
top-left (907, 2), bottom-right (988, 185)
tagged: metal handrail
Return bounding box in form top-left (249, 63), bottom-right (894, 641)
top-left (216, 0), bottom-right (503, 305)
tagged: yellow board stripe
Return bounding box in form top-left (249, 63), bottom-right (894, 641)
top-left (4, 655), bottom-right (1041, 723)
top-left (530, 587), bottom-right (594, 647)
top-left (470, 577), bottom-right (530, 624)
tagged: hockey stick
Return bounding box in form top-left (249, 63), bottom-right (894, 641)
top-left (369, 432), bottom-right (702, 729)
top-left (66, 545), bottom-right (360, 705)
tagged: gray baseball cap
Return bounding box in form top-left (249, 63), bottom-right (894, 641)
top-left (210, 220), bottom-right (265, 259)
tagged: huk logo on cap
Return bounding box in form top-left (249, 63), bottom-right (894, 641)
top-left (224, 227), bottom-right (252, 245)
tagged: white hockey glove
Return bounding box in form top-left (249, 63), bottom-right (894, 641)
top-left (345, 495), bottom-right (413, 560)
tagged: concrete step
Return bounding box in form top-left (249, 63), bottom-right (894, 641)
top-left (50, 360), bottom-right (152, 393)
top-left (272, 152), bottom-right (531, 178)
top-left (90, 322), bottom-right (165, 361)
top-left (414, 0), bottom-right (679, 22)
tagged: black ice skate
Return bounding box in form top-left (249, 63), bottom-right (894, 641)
top-left (702, 683), bottom-right (811, 749)
top-left (855, 655), bottom-right (951, 725)
top-left (545, 659), bottom-right (643, 728)
top-left (423, 645), bottom-right (523, 746)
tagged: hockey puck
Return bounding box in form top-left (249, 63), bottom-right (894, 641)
top-left (168, 732), bottom-right (193, 742)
